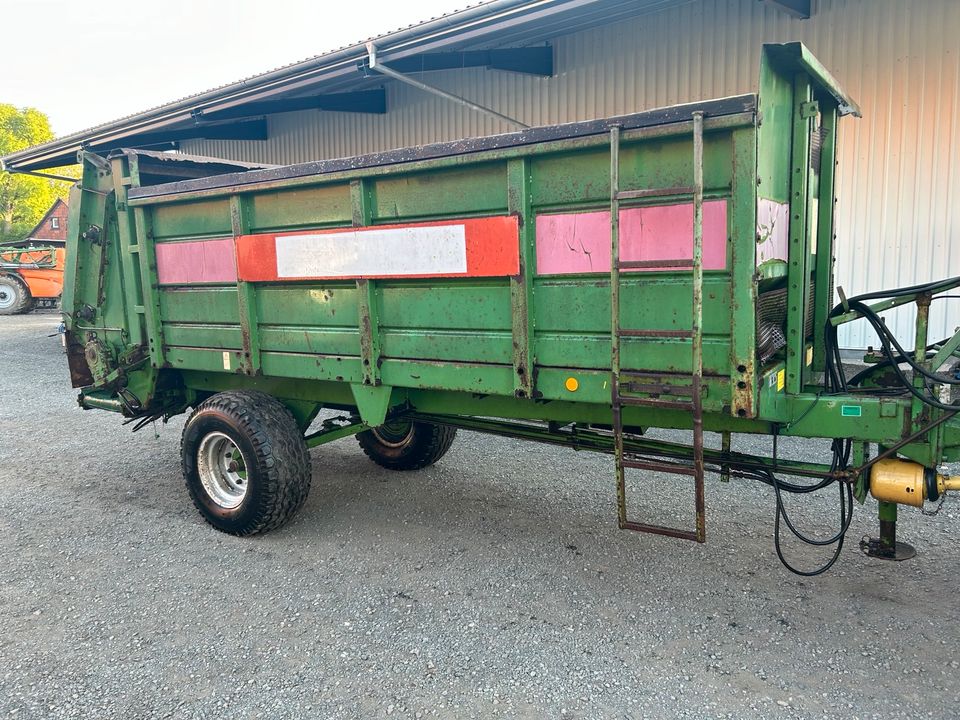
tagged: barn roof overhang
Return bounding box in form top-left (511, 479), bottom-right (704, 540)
top-left (1, 0), bottom-right (814, 173)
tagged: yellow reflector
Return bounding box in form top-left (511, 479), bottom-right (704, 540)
top-left (565, 377), bottom-right (579, 392)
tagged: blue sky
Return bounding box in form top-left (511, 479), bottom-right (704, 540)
top-left (3, 0), bottom-right (466, 136)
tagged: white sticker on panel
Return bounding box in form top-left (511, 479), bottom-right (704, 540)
top-left (275, 225), bottom-right (468, 278)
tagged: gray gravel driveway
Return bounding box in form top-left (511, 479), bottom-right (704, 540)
top-left (1, 312), bottom-right (958, 719)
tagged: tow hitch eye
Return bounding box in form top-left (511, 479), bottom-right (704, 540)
top-left (869, 458), bottom-right (960, 508)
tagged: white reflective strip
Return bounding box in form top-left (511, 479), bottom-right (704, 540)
top-left (275, 225), bottom-right (467, 278)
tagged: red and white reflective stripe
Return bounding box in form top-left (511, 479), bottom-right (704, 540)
top-left (236, 216), bottom-right (519, 282)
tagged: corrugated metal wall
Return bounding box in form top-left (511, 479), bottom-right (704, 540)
top-left (184, 0), bottom-right (960, 347)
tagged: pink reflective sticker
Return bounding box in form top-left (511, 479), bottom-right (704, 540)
top-left (535, 200), bottom-right (727, 275)
top-left (155, 237), bottom-right (238, 285)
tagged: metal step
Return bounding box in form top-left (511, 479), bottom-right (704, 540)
top-left (617, 328), bottom-right (692, 338)
top-left (615, 186), bottom-right (695, 201)
top-left (619, 521), bottom-right (701, 542)
top-left (617, 258), bottom-right (694, 270)
top-left (623, 457), bottom-right (697, 476)
top-left (616, 396), bottom-right (694, 411)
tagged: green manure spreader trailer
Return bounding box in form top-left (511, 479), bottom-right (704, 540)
top-left (63, 44), bottom-right (960, 575)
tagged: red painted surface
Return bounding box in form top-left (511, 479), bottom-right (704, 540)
top-left (534, 200), bottom-right (728, 275)
top-left (236, 216), bottom-right (520, 282)
top-left (155, 237), bottom-right (238, 285)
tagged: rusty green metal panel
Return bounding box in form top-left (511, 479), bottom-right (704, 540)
top-left (151, 198), bottom-right (232, 240)
top-left (257, 284), bottom-right (358, 326)
top-left (248, 184), bottom-right (352, 232)
top-left (160, 287), bottom-right (240, 323)
top-left (371, 163), bottom-right (507, 221)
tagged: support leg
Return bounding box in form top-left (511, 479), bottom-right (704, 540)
top-left (859, 500), bottom-right (917, 561)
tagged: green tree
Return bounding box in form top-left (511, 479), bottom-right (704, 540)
top-left (0, 105), bottom-right (77, 241)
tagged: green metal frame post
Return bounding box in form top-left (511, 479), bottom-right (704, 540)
top-left (785, 74), bottom-right (814, 394)
top-left (352, 179), bottom-right (381, 387)
top-left (507, 157), bottom-right (535, 398)
top-left (131, 201), bottom-right (166, 368)
top-left (110, 157), bottom-right (148, 347)
top-left (230, 194), bottom-right (262, 376)
top-left (728, 126), bottom-right (759, 417)
top-left (810, 105), bottom-right (838, 375)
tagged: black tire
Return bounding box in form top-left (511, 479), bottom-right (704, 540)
top-left (357, 420), bottom-right (457, 471)
top-left (181, 390), bottom-right (311, 535)
top-left (0, 274), bottom-right (33, 315)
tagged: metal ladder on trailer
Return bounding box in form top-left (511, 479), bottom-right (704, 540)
top-left (608, 112), bottom-right (706, 543)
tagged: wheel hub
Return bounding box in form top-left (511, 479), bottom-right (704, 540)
top-left (0, 281), bottom-right (16, 310)
top-left (197, 432), bottom-right (248, 509)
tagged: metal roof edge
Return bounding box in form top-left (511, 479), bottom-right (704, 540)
top-left (0, 0), bottom-right (577, 172)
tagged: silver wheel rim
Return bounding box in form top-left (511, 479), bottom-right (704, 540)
top-left (0, 280), bottom-right (17, 310)
top-left (197, 432), bottom-right (248, 509)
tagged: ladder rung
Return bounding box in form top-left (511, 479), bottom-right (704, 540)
top-left (621, 382), bottom-right (694, 397)
top-left (619, 520), bottom-right (700, 542)
top-left (616, 397), bottom-right (694, 411)
top-left (623, 458), bottom-right (697, 476)
top-left (619, 371), bottom-right (691, 381)
top-left (618, 329), bottom-right (692, 338)
top-left (619, 371), bottom-right (693, 381)
top-left (618, 258), bottom-right (694, 269)
top-left (615, 186), bottom-right (695, 201)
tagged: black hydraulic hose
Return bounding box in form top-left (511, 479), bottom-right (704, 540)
top-left (847, 300), bottom-right (960, 386)
top-left (754, 276), bottom-right (960, 576)
top-left (767, 437), bottom-right (853, 576)
top-left (824, 278), bottom-right (960, 409)
top-left (795, 275), bottom-right (960, 576)
top-left (772, 472), bottom-right (853, 576)
top-left (845, 303), bottom-right (960, 411)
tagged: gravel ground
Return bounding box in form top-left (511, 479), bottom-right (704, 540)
top-left (1, 311), bottom-right (959, 720)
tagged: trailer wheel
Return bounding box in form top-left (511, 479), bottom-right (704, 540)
top-left (181, 390), bottom-right (311, 535)
top-left (357, 420), bottom-right (457, 471)
top-left (0, 274), bottom-right (33, 315)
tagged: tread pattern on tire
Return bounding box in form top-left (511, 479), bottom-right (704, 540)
top-left (358, 421), bottom-right (457, 471)
top-left (181, 390), bottom-right (311, 535)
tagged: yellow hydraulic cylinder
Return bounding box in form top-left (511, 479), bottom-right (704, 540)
top-left (870, 458), bottom-right (960, 507)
